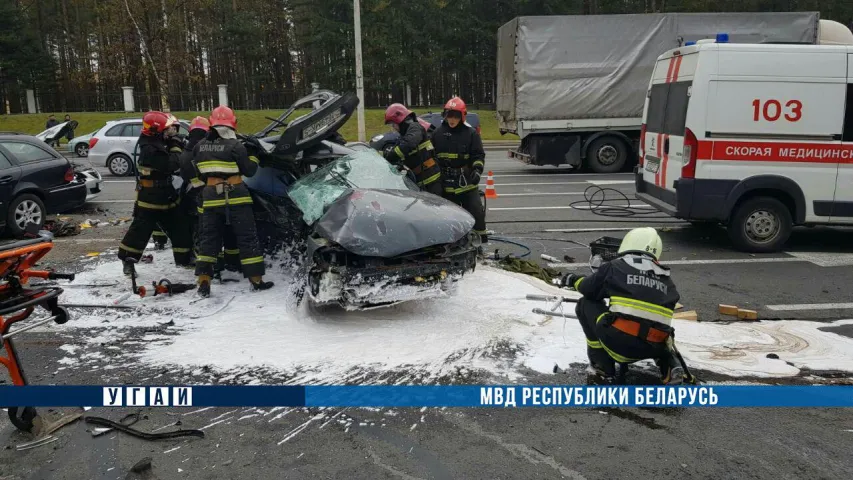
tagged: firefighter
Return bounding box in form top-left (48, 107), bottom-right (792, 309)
top-left (562, 228), bottom-right (693, 385)
top-left (192, 106), bottom-right (273, 297)
top-left (179, 116), bottom-right (241, 275)
top-left (383, 103), bottom-right (442, 196)
top-left (118, 111), bottom-right (192, 274)
top-left (432, 97), bottom-right (487, 242)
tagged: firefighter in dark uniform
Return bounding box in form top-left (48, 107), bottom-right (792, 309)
top-left (562, 228), bottom-right (693, 385)
top-left (118, 111), bottom-right (192, 275)
top-left (192, 106), bottom-right (273, 297)
top-left (383, 103), bottom-right (442, 196)
top-left (179, 116), bottom-right (241, 275)
top-left (432, 97), bottom-right (487, 242)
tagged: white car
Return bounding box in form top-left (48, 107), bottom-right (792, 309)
top-left (88, 118), bottom-right (190, 176)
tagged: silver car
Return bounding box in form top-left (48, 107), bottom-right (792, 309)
top-left (88, 118), bottom-right (190, 176)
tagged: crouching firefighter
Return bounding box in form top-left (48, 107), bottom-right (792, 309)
top-left (383, 103), bottom-right (442, 196)
top-left (432, 97), bottom-right (487, 242)
top-left (118, 111), bottom-right (193, 274)
top-left (562, 228), bottom-right (694, 385)
top-left (192, 106), bottom-right (273, 297)
top-left (179, 116), bottom-right (241, 275)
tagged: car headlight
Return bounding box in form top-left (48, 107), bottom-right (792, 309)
top-left (370, 134), bottom-right (384, 142)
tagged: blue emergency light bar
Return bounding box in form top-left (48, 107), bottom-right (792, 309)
top-left (716, 32), bottom-right (730, 43)
top-left (685, 41), bottom-right (696, 46)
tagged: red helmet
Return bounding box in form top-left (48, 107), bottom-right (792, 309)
top-left (210, 105), bottom-right (237, 129)
top-left (189, 116), bottom-right (210, 132)
top-left (443, 97), bottom-right (467, 123)
top-left (384, 103), bottom-right (412, 125)
top-left (141, 111), bottom-right (176, 136)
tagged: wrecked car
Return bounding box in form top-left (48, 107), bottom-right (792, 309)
top-left (242, 91), bottom-right (480, 310)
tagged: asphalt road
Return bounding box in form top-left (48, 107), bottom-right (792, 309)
top-left (1, 150), bottom-right (852, 479)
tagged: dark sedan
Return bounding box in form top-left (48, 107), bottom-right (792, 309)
top-left (0, 134), bottom-right (88, 237)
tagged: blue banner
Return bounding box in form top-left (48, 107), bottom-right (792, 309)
top-left (1, 385), bottom-right (852, 408)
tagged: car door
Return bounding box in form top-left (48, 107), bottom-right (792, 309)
top-left (0, 140), bottom-right (69, 192)
top-left (0, 148), bottom-right (23, 217)
top-left (100, 122), bottom-right (128, 153)
top-left (122, 122), bottom-right (143, 154)
top-left (830, 55), bottom-right (853, 223)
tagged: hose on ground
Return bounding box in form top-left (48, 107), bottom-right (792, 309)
top-left (567, 185), bottom-right (676, 218)
top-left (487, 236), bottom-right (531, 259)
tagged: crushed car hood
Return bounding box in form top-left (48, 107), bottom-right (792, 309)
top-left (314, 189), bottom-right (475, 258)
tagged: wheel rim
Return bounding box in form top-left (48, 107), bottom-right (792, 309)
top-left (744, 209), bottom-right (780, 244)
top-left (15, 200), bottom-right (42, 229)
top-left (111, 157), bottom-right (129, 175)
top-left (597, 145), bottom-right (618, 166)
top-left (78, 145), bottom-right (88, 156)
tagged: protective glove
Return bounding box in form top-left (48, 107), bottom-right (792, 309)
top-left (562, 273), bottom-right (581, 289)
top-left (467, 169), bottom-right (482, 186)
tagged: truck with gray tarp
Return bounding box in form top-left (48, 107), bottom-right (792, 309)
top-left (496, 12), bottom-right (824, 172)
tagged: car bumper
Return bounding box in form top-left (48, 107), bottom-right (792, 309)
top-left (634, 166), bottom-right (737, 221)
top-left (76, 168), bottom-right (103, 201)
top-left (87, 151), bottom-right (108, 166)
top-left (45, 182), bottom-right (88, 214)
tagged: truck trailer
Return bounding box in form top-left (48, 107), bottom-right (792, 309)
top-left (496, 12), bottom-right (839, 173)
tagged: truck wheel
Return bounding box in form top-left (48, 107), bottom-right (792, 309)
top-left (727, 196), bottom-right (793, 253)
top-left (586, 136), bottom-right (628, 174)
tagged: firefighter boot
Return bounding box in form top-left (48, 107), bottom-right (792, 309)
top-left (123, 261), bottom-right (135, 277)
top-left (587, 346), bottom-right (616, 381)
top-left (197, 275), bottom-right (211, 298)
top-left (250, 276), bottom-right (274, 291)
top-left (657, 350), bottom-right (684, 386)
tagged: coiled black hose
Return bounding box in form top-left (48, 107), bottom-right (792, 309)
top-left (568, 185), bottom-right (675, 218)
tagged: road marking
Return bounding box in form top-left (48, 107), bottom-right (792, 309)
top-left (484, 181), bottom-right (634, 187)
top-left (547, 257), bottom-right (803, 268)
top-left (490, 204), bottom-right (652, 211)
top-left (543, 226), bottom-right (688, 233)
top-left (766, 303), bottom-right (853, 311)
top-left (585, 180), bottom-right (635, 185)
top-left (483, 173), bottom-right (633, 178)
top-left (786, 251), bottom-right (853, 267)
top-left (490, 192), bottom-right (588, 197)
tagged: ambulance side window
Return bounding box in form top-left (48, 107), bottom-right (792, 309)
top-left (646, 84), bottom-right (668, 133)
top-left (663, 82), bottom-right (691, 135)
top-left (843, 84), bottom-right (853, 142)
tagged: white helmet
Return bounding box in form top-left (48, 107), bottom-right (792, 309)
top-left (618, 227), bottom-right (663, 260)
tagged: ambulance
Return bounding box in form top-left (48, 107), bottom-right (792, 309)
top-left (635, 20), bottom-right (853, 252)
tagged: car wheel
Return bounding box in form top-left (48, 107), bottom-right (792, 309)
top-left (108, 154), bottom-right (132, 176)
top-left (7, 193), bottom-right (45, 238)
top-left (382, 144), bottom-right (395, 158)
top-left (75, 143), bottom-right (88, 157)
top-left (727, 196), bottom-right (793, 253)
top-left (585, 136), bottom-right (629, 174)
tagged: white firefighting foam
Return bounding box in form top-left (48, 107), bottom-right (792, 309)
top-left (53, 250), bottom-right (853, 383)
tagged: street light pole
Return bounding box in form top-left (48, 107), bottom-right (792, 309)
top-left (354, 0), bottom-right (366, 142)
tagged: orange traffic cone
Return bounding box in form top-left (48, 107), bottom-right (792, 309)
top-left (485, 171), bottom-right (498, 199)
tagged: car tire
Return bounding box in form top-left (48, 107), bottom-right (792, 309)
top-left (727, 196), bottom-right (793, 253)
top-left (382, 144), bottom-right (395, 158)
top-left (8, 406), bottom-right (38, 433)
top-left (586, 136), bottom-right (629, 174)
top-left (7, 193), bottom-right (46, 238)
top-left (74, 142), bottom-right (88, 157)
top-left (107, 154), bottom-right (132, 176)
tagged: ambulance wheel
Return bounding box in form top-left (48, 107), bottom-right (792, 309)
top-left (586, 136), bottom-right (628, 174)
top-left (728, 196), bottom-right (792, 253)
top-left (8, 406), bottom-right (38, 433)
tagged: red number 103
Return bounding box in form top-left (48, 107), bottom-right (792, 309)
top-left (752, 99), bottom-right (802, 122)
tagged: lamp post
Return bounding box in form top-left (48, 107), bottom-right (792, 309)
top-left (354, 0), bottom-right (366, 142)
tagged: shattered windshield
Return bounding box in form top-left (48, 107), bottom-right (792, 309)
top-left (288, 150), bottom-right (419, 225)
